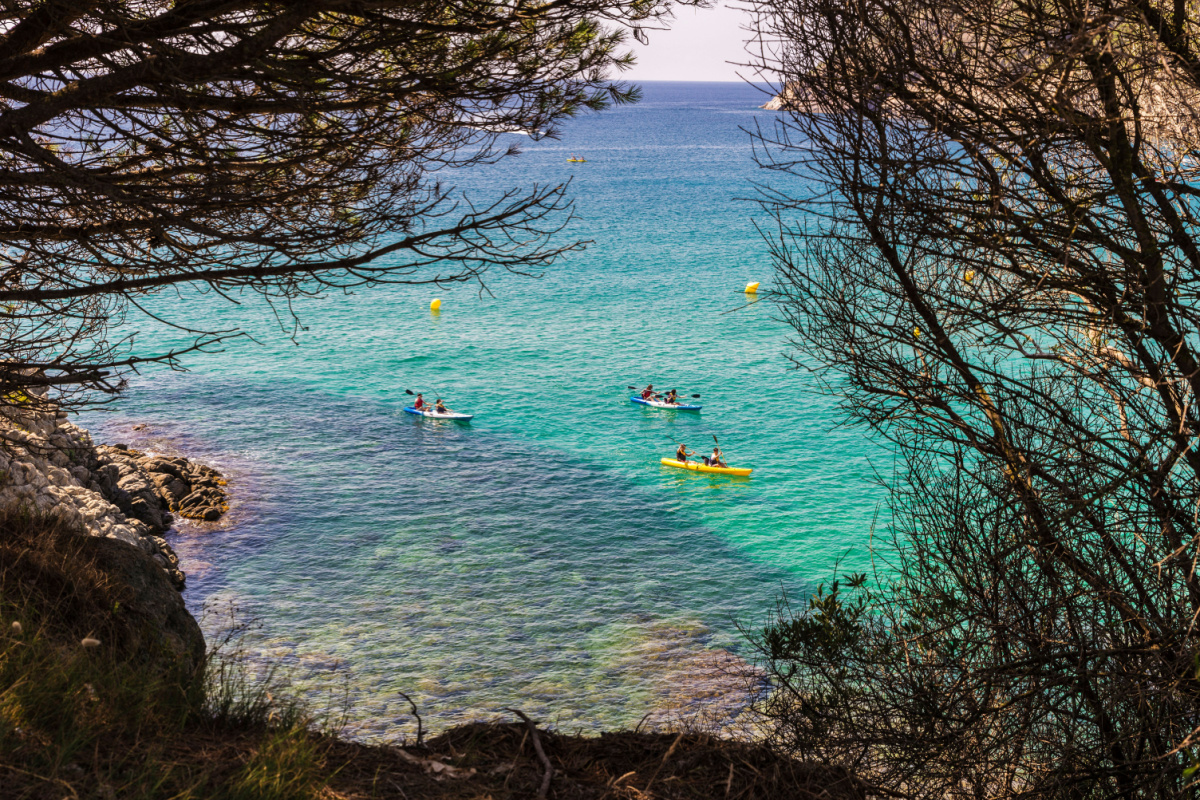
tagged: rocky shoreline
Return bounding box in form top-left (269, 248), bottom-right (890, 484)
top-left (0, 406), bottom-right (228, 591)
top-left (760, 81), bottom-right (826, 113)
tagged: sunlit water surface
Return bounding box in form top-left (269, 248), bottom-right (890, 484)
top-left (80, 82), bottom-right (887, 740)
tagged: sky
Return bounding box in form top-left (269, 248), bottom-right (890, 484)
top-left (624, 2), bottom-right (760, 83)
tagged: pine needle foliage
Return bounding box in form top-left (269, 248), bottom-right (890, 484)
top-left (0, 0), bottom-right (702, 413)
top-left (745, 0), bottom-right (1200, 796)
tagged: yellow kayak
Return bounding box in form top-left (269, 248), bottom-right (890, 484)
top-left (660, 458), bottom-right (752, 477)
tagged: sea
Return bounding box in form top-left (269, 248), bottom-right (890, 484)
top-left (79, 81), bottom-right (889, 740)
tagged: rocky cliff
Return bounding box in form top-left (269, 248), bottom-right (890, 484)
top-left (0, 406), bottom-right (228, 591)
top-left (760, 81), bottom-right (826, 113)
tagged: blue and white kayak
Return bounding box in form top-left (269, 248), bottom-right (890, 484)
top-left (404, 407), bottom-right (474, 421)
top-left (630, 396), bottom-right (701, 411)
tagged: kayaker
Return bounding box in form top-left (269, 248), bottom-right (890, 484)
top-left (665, 389), bottom-right (679, 405)
top-left (704, 446), bottom-right (726, 468)
top-left (435, 398), bottom-right (449, 414)
top-left (675, 443), bottom-right (695, 463)
top-left (413, 393), bottom-right (426, 410)
top-left (641, 384), bottom-right (655, 400)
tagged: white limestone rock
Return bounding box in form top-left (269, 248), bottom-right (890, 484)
top-left (0, 408), bottom-right (189, 590)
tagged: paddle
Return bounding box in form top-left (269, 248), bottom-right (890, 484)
top-left (404, 389), bottom-right (425, 412)
top-left (407, 388), bottom-right (448, 401)
top-left (711, 434), bottom-right (727, 467)
top-left (662, 433), bottom-right (696, 464)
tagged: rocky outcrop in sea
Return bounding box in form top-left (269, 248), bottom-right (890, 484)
top-left (760, 81), bottom-right (825, 113)
top-left (0, 406), bottom-right (228, 591)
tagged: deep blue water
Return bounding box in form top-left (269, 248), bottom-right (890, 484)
top-left (80, 82), bottom-right (887, 739)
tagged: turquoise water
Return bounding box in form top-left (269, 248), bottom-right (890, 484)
top-left (80, 82), bottom-right (886, 739)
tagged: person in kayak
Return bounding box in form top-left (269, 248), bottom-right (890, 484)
top-left (675, 443), bottom-right (695, 463)
top-left (641, 384), bottom-right (655, 400)
top-left (413, 393), bottom-right (426, 410)
top-left (434, 398), bottom-right (450, 414)
top-left (703, 446), bottom-right (727, 468)
top-left (665, 389), bottom-right (679, 405)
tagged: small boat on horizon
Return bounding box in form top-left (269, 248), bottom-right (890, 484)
top-left (567, 154), bottom-right (587, 163)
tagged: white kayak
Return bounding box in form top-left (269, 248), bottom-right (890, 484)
top-left (404, 406), bottom-right (474, 421)
top-left (630, 396), bottom-right (702, 411)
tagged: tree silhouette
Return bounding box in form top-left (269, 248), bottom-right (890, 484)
top-left (0, 0), bottom-right (698, 409)
top-left (747, 0), bottom-right (1200, 795)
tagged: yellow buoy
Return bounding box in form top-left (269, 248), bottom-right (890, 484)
top-left (430, 298), bottom-right (442, 312)
top-left (745, 282), bottom-right (760, 294)
top-left (913, 326), bottom-right (922, 338)
top-left (963, 270), bottom-right (976, 283)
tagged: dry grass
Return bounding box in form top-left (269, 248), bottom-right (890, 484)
top-left (0, 505), bottom-right (148, 652)
top-left (0, 506), bottom-right (866, 800)
top-left (61, 718), bottom-right (866, 800)
top-left (318, 721), bottom-right (869, 800)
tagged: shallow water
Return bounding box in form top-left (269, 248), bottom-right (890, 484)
top-left (80, 82), bottom-right (888, 739)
